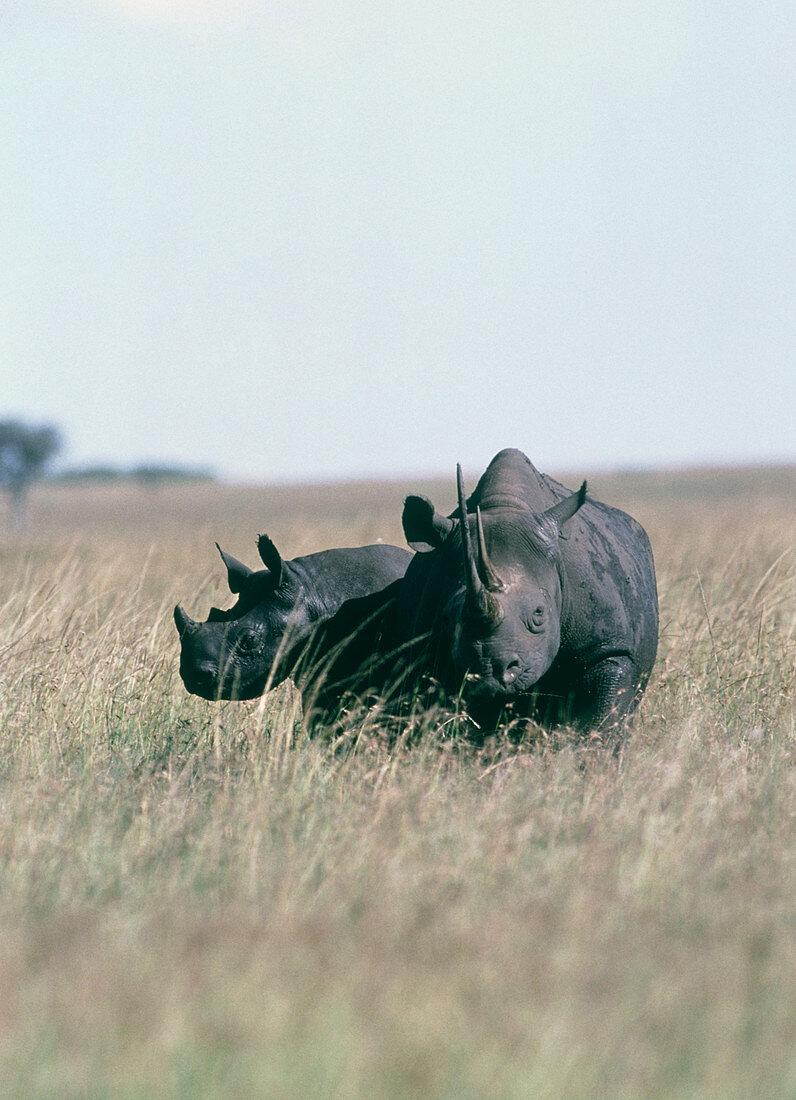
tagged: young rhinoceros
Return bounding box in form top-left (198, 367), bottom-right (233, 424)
top-left (174, 535), bottom-right (412, 701)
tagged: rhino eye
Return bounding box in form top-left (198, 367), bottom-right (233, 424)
top-left (530, 606), bottom-right (545, 632)
top-left (236, 631), bottom-right (260, 654)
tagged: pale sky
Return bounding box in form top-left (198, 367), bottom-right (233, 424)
top-left (3, 0), bottom-right (794, 481)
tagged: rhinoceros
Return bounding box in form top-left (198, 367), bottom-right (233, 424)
top-left (174, 535), bottom-right (412, 702)
top-left (397, 448), bottom-right (658, 732)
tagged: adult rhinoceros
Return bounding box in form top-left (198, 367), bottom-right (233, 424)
top-left (397, 448), bottom-right (658, 732)
top-left (174, 535), bottom-right (411, 702)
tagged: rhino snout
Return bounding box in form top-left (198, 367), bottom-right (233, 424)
top-left (463, 652), bottom-right (538, 699)
top-left (181, 659), bottom-right (222, 699)
top-left (193, 659), bottom-right (219, 681)
top-left (495, 656), bottom-right (522, 687)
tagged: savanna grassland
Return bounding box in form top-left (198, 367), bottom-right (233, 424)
top-left (0, 465), bottom-right (794, 1099)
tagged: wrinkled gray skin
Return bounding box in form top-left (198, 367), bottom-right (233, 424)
top-left (398, 448), bottom-right (658, 732)
top-left (174, 535), bottom-right (412, 701)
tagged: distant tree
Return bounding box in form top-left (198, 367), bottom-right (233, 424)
top-left (132, 463), bottom-right (215, 488)
top-left (0, 419), bottom-right (63, 526)
top-left (51, 462), bottom-right (216, 485)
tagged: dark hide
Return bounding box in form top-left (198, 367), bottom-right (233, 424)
top-left (286, 577), bottom-right (415, 724)
top-left (398, 448), bottom-right (658, 732)
top-left (174, 539), bottom-right (412, 702)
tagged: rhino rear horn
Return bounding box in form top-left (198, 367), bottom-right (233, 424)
top-left (257, 534), bottom-right (283, 586)
top-left (216, 543), bottom-right (253, 593)
top-left (457, 465), bottom-right (503, 631)
top-left (476, 506), bottom-right (505, 592)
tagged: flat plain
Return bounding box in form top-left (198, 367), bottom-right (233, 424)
top-left (0, 463), bottom-right (794, 1098)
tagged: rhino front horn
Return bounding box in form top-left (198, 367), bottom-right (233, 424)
top-left (173, 604), bottom-right (197, 637)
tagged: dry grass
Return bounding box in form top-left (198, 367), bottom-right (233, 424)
top-left (0, 465), bottom-right (794, 1098)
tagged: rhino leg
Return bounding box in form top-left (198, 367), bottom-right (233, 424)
top-left (572, 653), bottom-right (642, 733)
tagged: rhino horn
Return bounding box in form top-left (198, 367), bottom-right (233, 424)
top-left (457, 464), bottom-right (503, 631)
top-left (173, 604), bottom-right (197, 637)
top-left (257, 533), bottom-right (283, 587)
top-left (476, 506), bottom-right (505, 593)
top-left (216, 543), bottom-right (253, 593)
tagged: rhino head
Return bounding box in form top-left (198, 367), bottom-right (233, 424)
top-left (402, 466), bottom-right (586, 712)
top-left (173, 535), bottom-right (310, 700)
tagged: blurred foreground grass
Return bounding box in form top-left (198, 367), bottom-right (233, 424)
top-left (0, 464), bottom-right (794, 1098)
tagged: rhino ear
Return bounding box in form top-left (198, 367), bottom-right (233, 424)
top-left (542, 481), bottom-right (587, 537)
top-left (216, 543), bottom-right (253, 593)
top-left (257, 534), bottom-right (283, 587)
top-left (402, 495), bottom-right (454, 552)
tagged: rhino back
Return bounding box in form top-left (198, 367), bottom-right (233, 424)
top-left (548, 483), bottom-right (658, 677)
top-left (289, 544), bottom-right (412, 618)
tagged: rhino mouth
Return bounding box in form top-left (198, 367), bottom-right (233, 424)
top-left (178, 662), bottom-right (266, 701)
top-left (459, 654), bottom-right (546, 701)
top-left (464, 672), bottom-right (537, 700)
top-left (181, 676), bottom-right (265, 702)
